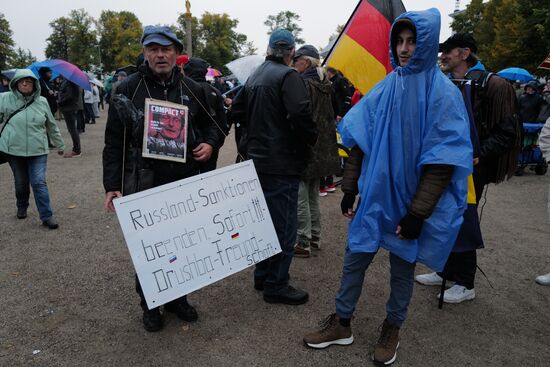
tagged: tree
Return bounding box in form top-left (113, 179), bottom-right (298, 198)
top-left (45, 9), bottom-right (98, 70)
top-left (175, 13), bottom-right (201, 56)
top-left (515, 0), bottom-right (550, 73)
top-left (10, 48), bottom-right (36, 68)
top-left (451, 0), bottom-right (484, 35)
top-left (487, 0), bottom-right (522, 71)
top-left (451, 0), bottom-right (550, 74)
top-left (45, 17), bottom-right (71, 61)
top-left (242, 41), bottom-right (258, 56)
top-left (0, 13), bottom-right (15, 70)
top-left (194, 12), bottom-right (248, 69)
top-left (67, 9), bottom-right (99, 69)
top-left (328, 24), bottom-right (345, 43)
top-left (97, 10), bottom-right (143, 71)
top-left (264, 11), bottom-right (304, 44)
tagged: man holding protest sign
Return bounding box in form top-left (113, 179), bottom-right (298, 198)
top-left (102, 25), bottom-right (223, 332)
top-left (232, 29), bottom-right (318, 305)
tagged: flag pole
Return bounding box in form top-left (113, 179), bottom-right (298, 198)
top-left (322, 0), bottom-right (364, 66)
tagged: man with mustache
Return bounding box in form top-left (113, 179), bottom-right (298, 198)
top-left (415, 33), bottom-right (520, 303)
top-left (103, 25), bottom-right (222, 332)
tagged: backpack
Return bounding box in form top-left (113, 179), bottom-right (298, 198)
top-left (464, 69), bottom-right (494, 138)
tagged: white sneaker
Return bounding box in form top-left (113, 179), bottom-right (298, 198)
top-left (415, 272), bottom-right (454, 286)
top-left (437, 285), bottom-right (475, 304)
top-left (535, 273), bottom-right (550, 286)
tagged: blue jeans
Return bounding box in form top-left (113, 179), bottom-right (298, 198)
top-left (335, 249), bottom-right (416, 327)
top-left (8, 154), bottom-right (53, 221)
top-left (254, 173), bottom-right (299, 295)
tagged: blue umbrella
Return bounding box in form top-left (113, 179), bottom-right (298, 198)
top-left (497, 67), bottom-right (534, 82)
top-left (1, 69), bottom-right (17, 80)
top-left (28, 59), bottom-right (91, 91)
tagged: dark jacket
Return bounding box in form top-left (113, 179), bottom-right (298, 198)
top-left (57, 79), bottom-right (80, 113)
top-left (184, 58), bottom-right (228, 142)
top-left (232, 57), bottom-right (317, 176)
top-left (102, 63), bottom-right (222, 194)
top-left (39, 78), bottom-right (57, 114)
top-left (519, 92), bottom-right (544, 123)
top-left (329, 72), bottom-right (352, 118)
top-left (300, 68), bottom-right (339, 179)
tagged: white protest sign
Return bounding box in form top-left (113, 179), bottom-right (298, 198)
top-left (113, 161), bottom-right (281, 309)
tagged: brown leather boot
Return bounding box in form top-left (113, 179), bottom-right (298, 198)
top-left (373, 319), bottom-right (400, 365)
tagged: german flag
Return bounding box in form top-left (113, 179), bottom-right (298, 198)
top-left (539, 54), bottom-right (550, 70)
top-left (325, 0), bottom-right (406, 94)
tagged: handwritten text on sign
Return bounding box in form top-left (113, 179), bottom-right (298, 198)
top-left (114, 161), bottom-right (281, 309)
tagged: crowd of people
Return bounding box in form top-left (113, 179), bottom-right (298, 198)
top-left (1, 6), bottom-right (549, 365)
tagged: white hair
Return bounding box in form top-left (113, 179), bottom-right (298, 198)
top-left (299, 55), bottom-right (326, 81)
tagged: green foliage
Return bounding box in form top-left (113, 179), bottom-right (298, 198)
top-left (45, 9), bottom-right (98, 70)
top-left (10, 48), bottom-right (36, 68)
top-left (175, 12), bottom-right (250, 69)
top-left (0, 13), bottom-right (15, 70)
top-left (516, 0), bottom-right (550, 73)
top-left (45, 17), bottom-right (71, 61)
top-left (199, 12), bottom-right (248, 69)
top-left (451, 0), bottom-right (550, 74)
top-left (175, 13), bottom-right (201, 55)
top-left (242, 41), bottom-right (258, 56)
top-left (97, 10), bottom-right (143, 71)
top-left (264, 11), bottom-right (304, 45)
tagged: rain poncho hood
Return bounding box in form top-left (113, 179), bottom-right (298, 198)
top-left (337, 8), bottom-right (473, 271)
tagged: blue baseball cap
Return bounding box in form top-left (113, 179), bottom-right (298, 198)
top-left (269, 29), bottom-right (295, 50)
top-left (141, 25), bottom-right (184, 52)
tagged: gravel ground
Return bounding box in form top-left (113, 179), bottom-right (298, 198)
top-left (1, 110), bottom-right (549, 367)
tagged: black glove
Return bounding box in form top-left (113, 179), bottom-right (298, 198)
top-left (340, 193), bottom-right (356, 215)
top-left (398, 213), bottom-right (424, 239)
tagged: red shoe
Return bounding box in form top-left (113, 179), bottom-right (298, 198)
top-left (319, 189), bottom-right (328, 197)
top-left (325, 185), bottom-right (336, 193)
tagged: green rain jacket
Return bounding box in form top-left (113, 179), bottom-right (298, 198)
top-left (0, 69), bottom-right (64, 156)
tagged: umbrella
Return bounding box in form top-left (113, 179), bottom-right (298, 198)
top-left (86, 72), bottom-right (104, 88)
top-left (28, 59), bottom-right (91, 91)
top-left (225, 55), bottom-right (264, 84)
top-left (1, 69), bottom-right (17, 80)
top-left (538, 54), bottom-right (550, 70)
top-left (496, 67), bottom-right (534, 83)
top-left (116, 65), bottom-right (137, 76)
top-left (206, 68), bottom-right (222, 77)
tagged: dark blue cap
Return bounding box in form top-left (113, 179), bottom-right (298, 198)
top-left (269, 29), bottom-right (295, 50)
top-left (141, 25), bottom-right (184, 52)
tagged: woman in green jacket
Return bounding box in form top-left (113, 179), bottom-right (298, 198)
top-left (0, 69), bottom-right (65, 229)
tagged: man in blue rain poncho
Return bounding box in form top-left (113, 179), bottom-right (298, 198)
top-left (303, 9), bottom-right (472, 365)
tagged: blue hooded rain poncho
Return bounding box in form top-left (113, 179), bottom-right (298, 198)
top-left (337, 8), bottom-right (473, 272)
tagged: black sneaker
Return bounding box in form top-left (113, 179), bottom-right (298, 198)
top-left (263, 285), bottom-right (309, 305)
top-left (42, 218), bottom-right (59, 229)
top-left (164, 300), bottom-right (198, 322)
top-left (17, 208), bottom-right (27, 219)
top-left (143, 308), bottom-right (163, 332)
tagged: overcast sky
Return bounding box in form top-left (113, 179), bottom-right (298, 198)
top-left (3, 0), bottom-right (467, 60)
